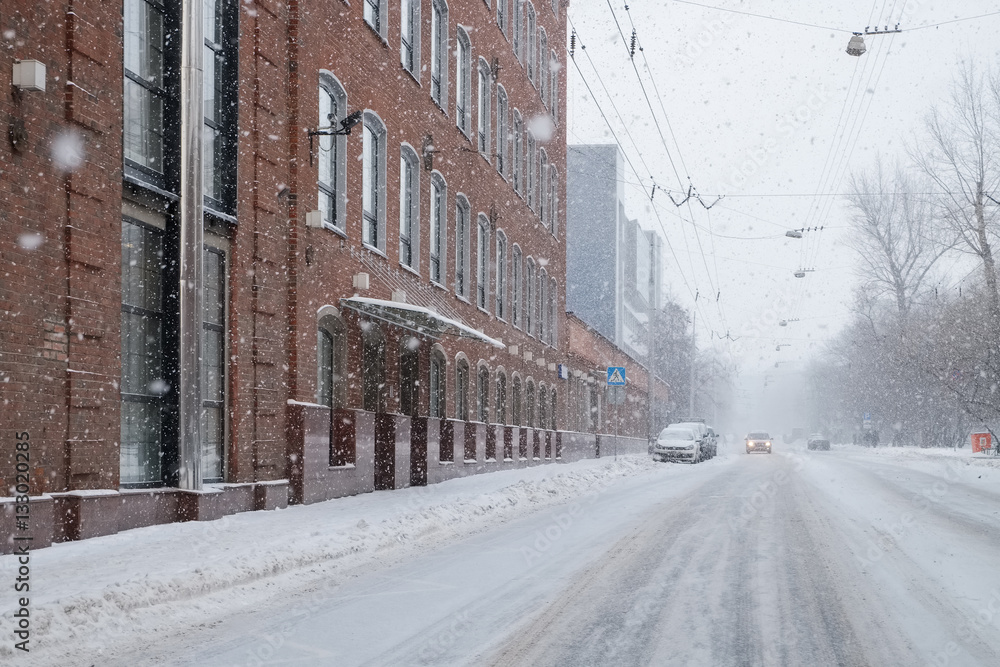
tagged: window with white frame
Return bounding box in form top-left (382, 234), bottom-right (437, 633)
top-left (456, 358), bottom-right (470, 420)
top-left (551, 0), bottom-right (558, 15)
top-left (512, 244), bottom-right (522, 328)
top-left (549, 166), bottom-right (558, 237)
top-left (400, 0), bottom-right (421, 77)
top-left (430, 171), bottom-right (446, 284)
top-left (513, 0), bottom-right (523, 61)
top-left (525, 257), bottom-right (535, 335)
top-left (496, 86), bottom-right (509, 177)
top-left (429, 349), bottom-right (446, 418)
top-left (496, 371), bottom-right (507, 425)
top-left (497, 0), bottom-right (507, 35)
top-left (477, 214), bottom-right (490, 309)
top-left (456, 27), bottom-right (471, 135)
top-left (318, 314), bottom-right (347, 410)
top-left (318, 73), bottom-right (347, 230)
top-left (513, 111), bottom-right (523, 195)
top-left (495, 230), bottom-right (508, 319)
top-left (525, 2), bottom-right (536, 82)
top-left (538, 268), bottom-right (547, 341)
top-left (539, 149), bottom-right (548, 226)
top-left (477, 58), bottom-right (491, 157)
top-left (431, 0), bottom-right (449, 108)
top-left (362, 112), bottom-right (386, 252)
top-left (539, 28), bottom-right (548, 99)
top-left (549, 276), bottom-right (558, 345)
top-left (477, 364), bottom-right (490, 422)
top-left (550, 50), bottom-right (559, 123)
top-left (364, 0), bottom-right (388, 39)
top-left (526, 132), bottom-right (536, 210)
top-left (399, 144), bottom-right (419, 268)
top-left (455, 195), bottom-right (470, 297)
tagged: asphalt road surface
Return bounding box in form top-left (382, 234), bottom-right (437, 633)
top-left (125, 447), bottom-right (1000, 666)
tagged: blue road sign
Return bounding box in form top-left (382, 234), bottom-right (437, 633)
top-left (607, 367), bottom-right (626, 386)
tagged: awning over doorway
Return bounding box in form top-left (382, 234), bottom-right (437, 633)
top-left (340, 297), bottom-right (505, 349)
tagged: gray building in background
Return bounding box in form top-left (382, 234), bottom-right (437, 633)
top-left (567, 144), bottom-right (662, 361)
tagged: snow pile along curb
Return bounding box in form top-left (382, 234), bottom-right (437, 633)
top-left (0, 456), bottom-right (659, 665)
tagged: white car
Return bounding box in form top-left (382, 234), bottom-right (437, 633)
top-left (746, 431), bottom-right (773, 454)
top-left (652, 426), bottom-right (702, 463)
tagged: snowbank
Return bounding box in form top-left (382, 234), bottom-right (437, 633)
top-left (0, 456), bottom-right (659, 665)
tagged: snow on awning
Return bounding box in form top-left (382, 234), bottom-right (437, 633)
top-left (340, 297), bottom-right (505, 349)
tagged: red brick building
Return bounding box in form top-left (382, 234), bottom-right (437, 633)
top-left (0, 0), bottom-right (659, 551)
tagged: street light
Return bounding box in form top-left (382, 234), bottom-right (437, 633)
top-left (308, 109), bottom-right (364, 165)
top-left (847, 25), bottom-right (901, 57)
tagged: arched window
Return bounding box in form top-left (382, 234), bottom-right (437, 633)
top-left (538, 382), bottom-right (547, 429)
top-left (318, 73), bottom-right (347, 230)
top-left (399, 144), bottom-right (420, 269)
top-left (317, 312), bottom-right (347, 408)
top-left (476, 214), bottom-right (490, 308)
top-left (495, 370), bottom-right (507, 424)
top-left (477, 364), bottom-right (490, 422)
top-left (525, 2), bottom-right (536, 82)
top-left (455, 27), bottom-right (472, 135)
top-left (512, 374), bottom-right (522, 425)
top-left (456, 357), bottom-right (470, 420)
top-left (549, 166), bottom-right (558, 237)
top-left (526, 132), bottom-right (536, 210)
top-left (362, 321), bottom-right (386, 413)
top-left (513, 110), bottom-right (524, 196)
top-left (431, 0), bottom-right (450, 108)
top-left (550, 50), bottom-right (559, 124)
top-left (549, 276), bottom-right (558, 346)
top-left (430, 348), bottom-right (446, 418)
top-left (513, 0), bottom-right (523, 61)
top-left (495, 230), bottom-right (507, 319)
top-left (497, 0), bottom-right (507, 36)
top-left (430, 171), bottom-right (447, 284)
top-left (550, 387), bottom-right (557, 430)
top-left (477, 58), bottom-right (492, 156)
top-left (362, 111), bottom-right (387, 252)
top-left (525, 257), bottom-right (535, 336)
top-left (538, 268), bottom-right (547, 342)
top-left (539, 149), bottom-right (549, 226)
top-left (455, 194), bottom-right (470, 297)
top-left (364, 0), bottom-right (388, 39)
top-left (539, 28), bottom-right (548, 97)
top-left (526, 379), bottom-right (535, 427)
top-left (496, 86), bottom-right (509, 177)
top-left (401, 0), bottom-right (421, 76)
top-left (399, 336), bottom-right (420, 417)
top-left (511, 245), bottom-right (522, 328)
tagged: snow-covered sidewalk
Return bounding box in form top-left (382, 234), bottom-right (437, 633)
top-left (826, 443), bottom-right (1000, 482)
top-left (0, 456), bottom-right (661, 664)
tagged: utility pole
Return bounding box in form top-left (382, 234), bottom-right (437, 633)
top-left (689, 311), bottom-right (696, 418)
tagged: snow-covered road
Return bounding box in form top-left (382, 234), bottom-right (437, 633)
top-left (4, 444), bottom-right (1000, 666)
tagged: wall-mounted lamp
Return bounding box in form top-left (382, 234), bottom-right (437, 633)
top-left (308, 109), bottom-right (363, 165)
top-left (12, 60), bottom-right (46, 92)
top-left (422, 134), bottom-right (438, 171)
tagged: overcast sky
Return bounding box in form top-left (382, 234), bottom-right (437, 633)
top-left (565, 0), bottom-right (1000, 421)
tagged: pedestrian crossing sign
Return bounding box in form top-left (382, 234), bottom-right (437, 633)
top-left (607, 367), bottom-right (626, 386)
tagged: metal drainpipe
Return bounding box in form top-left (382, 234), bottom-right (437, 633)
top-left (178, 0), bottom-right (204, 490)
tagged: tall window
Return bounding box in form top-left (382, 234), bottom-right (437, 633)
top-left (526, 133), bottom-right (536, 210)
top-left (477, 214), bottom-right (490, 309)
top-left (538, 382), bottom-right (547, 430)
top-left (538, 268), bottom-right (547, 342)
top-left (430, 172), bottom-right (446, 284)
top-left (121, 217), bottom-right (166, 485)
top-left (477, 365), bottom-right (490, 422)
top-left (430, 350), bottom-right (446, 418)
top-left (496, 86), bottom-right (509, 177)
top-left (455, 195), bottom-right (470, 297)
top-left (539, 149), bottom-right (548, 226)
top-left (202, 244), bottom-right (227, 481)
top-left (526, 380), bottom-right (535, 427)
top-left (550, 388), bottom-right (557, 431)
top-left (431, 0), bottom-right (449, 107)
top-left (550, 51), bottom-right (559, 124)
top-left (513, 111), bottom-right (523, 195)
top-left (362, 112), bottom-right (386, 251)
top-left (399, 338), bottom-right (420, 417)
top-left (362, 323), bottom-right (386, 413)
top-left (549, 277), bottom-right (558, 345)
top-left (495, 231), bottom-right (508, 319)
top-left (525, 3), bottom-right (536, 82)
top-left (538, 28), bottom-right (548, 97)
top-left (364, 0), bottom-right (387, 39)
top-left (401, 0), bottom-right (421, 76)
top-left (317, 315), bottom-right (347, 409)
top-left (512, 376), bottom-right (522, 425)
top-left (456, 28), bottom-right (472, 135)
top-left (496, 372), bottom-right (507, 425)
top-left (512, 245), bottom-right (522, 328)
top-left (497, 0), bottom-right (507, 35)
top-left (399, 145), bottom-right (419, 268)
top-left (525, 257), bottom-right (535, 335)
top-left (549, 166), bottom-right (558, 237)
top-left (513, 0), bottom-right (523, 61)
top-left (319, 74), bottom-right (347, 230)
top-left (203, 0), bottom-right (235, 210)
top-left (477, 58), bottom-right (492, 156)
top-left (124, 0), bottom-right (168, 178)
top-left (456, 358), bottom-right (470, 420)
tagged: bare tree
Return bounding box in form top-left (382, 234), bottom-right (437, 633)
top-left (846, 159), bottom-right (950, 322)
top-left (912, 65), bottom-right (1000, 329)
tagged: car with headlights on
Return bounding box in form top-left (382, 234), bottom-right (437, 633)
top-left (652, 426), bottom-right (702, 463)
top-left (745, 431), bottom-right (773, 454)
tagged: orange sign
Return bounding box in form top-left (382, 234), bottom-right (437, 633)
top-left (971, 432), bottom-right (992, 453)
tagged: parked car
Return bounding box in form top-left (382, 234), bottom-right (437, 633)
top-left (807, 434), bottom-right (830, 451)
top-left (675, 421), bottom-right (715, 461)
top-left (746, 431), bottom-right (773, 454)
top-left (652, 426), bottom-right (702, 463)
